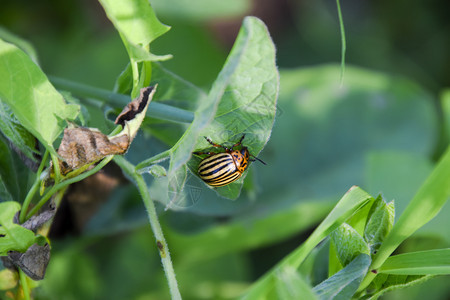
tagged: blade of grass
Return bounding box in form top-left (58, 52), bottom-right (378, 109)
top-left (380, 248), bottom-right (450, 275)
top-left (275, 267), bottom-right (318, 299)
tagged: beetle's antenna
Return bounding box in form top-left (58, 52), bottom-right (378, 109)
top-left (250, 155), bottom-right (266, 165)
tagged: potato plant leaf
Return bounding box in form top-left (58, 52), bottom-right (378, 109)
top-left (364, 196), bottom-right (394, 253)
top-left (164, 16), bottom-right (278, 204)
top-left (99, 0), bottom-right (171, 97)
top-left (331, 223), bottom-right (371, 267)
top-left (0, 39), bottom-right (79, 154)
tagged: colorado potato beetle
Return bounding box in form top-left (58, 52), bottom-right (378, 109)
top-left (193, 135), bottom-right (266, 187)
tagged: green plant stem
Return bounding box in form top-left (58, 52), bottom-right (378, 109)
top-left (19, 150), bottom-right (50, 223)
top-left (20, 180), bottom-right (40, 223)
top-left (136, 149), bottom-right (171, 172)
top-left (50, 153), bottom-right (62, 184)
top-left (49, 76), bottom-right (194, 124)
top-left (114, 156), bottom-right (181, 300)
top-left (25, 155), bottom-right (114, 220)
top-left (130, 60), bottom-right (140, 98)
top-left (19, 269), bottom-right (30, 300)
top-left (336, 0), bottom-right (346, 85)
top-left (109, 125), bottom-right (123, 136)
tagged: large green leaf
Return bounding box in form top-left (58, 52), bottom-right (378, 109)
top-left (168, 16), bottom-right (278, 203)
top-left (0, 39), bottom-right (79, 153)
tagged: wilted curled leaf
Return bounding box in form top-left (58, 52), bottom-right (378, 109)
top-left (57, 126), bottom-right (129, 174)
top-left (57, 86), bottom-right (155, 175)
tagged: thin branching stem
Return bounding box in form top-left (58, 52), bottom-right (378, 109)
top-left (19, 270), bottom-right (30, 300)
top-left (19, 150), bottom-right (50, 223)
top-left (114, 156), bottom-right (181, 300)
top-left (336, 0), bottom-right (346, 86)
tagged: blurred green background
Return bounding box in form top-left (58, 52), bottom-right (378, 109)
top-left (1, 0), bottom-right (450, 299)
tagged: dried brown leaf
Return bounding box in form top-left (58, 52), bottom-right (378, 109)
top-left (57, 127), bottom-right (129, 174)
top-left (5, 244), bottom-right (50, 281)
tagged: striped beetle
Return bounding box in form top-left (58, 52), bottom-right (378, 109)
top-left (193, 135), bottom-right (266, 187)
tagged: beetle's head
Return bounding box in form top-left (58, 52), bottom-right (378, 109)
top-left (240, 147), bottom-right (250, 159)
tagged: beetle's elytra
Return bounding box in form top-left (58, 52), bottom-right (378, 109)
top-left (193, 135), bottom-right (265, 187)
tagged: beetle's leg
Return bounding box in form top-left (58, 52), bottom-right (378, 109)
top-left (203, 136), bottom-right (230, 151)
top-left (231, 134), bottom-right (246, 148)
